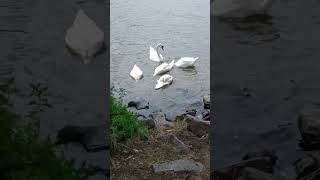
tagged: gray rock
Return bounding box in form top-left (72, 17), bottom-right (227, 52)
top-left (242, 149), bottom-right (278, 165)
top-left (238, 167), bottom-right (283, 180)
top-left (294, 154), bottom-right (318, 179)
top-left (298, 105), bottom-right (320, 148)
top-left (82, 126), bottom-right (108, 152)
top-left (153, 159), bottom-right (204, 173)
top-left (202, 109), bottom-right (210, 121)
top-left (161, 133), bottom-right (189, 153)
top-left (150, 112), bottom-right (173, 128)
top-left (203, 94), bottom-right (210, 109)
top-left (65, 9), bottom-right (104, 64)
top-left (175, 108), bottom-right (197, 121)
top-left (137, 116), bottom-right (155, 129)
top-left (127, 100), bottom-right (149, 110)
top-left (212, 157), bottom-right (276, 179)
top-left (56, 125), bottom-right (109, 152)
top-left (62, 143), bottom-right (109, 173)
top-left (184, 115), bottom-right (209, 137)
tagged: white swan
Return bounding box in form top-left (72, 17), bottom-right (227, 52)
top-left (175, 57), bottom-right (199, 68)
top-left (211, 0), bottom-right (276, 18)
top-left (155, 74), bottom-right (173, 89)
top-left (130, 64), bottom-right (143, 81)
top-left (150, 43), bottom-right (165, 62)
top-left (153, 60), bottom-right (175, 76)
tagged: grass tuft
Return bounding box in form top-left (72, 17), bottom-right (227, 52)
top-left (110, 95), bottom-right (148, 146)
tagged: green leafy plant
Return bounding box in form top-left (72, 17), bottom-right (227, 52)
top-left (110, 95), bottom-right (148, 145)
top-left (0, 94), bottom-right (92, 180)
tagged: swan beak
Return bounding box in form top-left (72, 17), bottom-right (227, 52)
top-left (161, 45), bottom-right (164, 51)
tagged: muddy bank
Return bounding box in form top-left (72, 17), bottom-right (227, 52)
top-left (1, 0), bottom-right (109, 179)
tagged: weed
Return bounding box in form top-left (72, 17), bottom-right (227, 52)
top-left (110, 95), bottom-right (148, 146)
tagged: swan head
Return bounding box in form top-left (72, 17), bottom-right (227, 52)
top-left (156, 43), bottom-right (164, 51)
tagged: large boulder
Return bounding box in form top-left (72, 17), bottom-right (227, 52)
top-left (65, 9), bottom-right (104, 64)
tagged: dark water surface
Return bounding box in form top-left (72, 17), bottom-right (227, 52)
top-left (212, 0), bottom-right (320, 177)
top-left (0, 1), bottom-right (110, 177)
top-left (111, 0), bottom-right (210, 119)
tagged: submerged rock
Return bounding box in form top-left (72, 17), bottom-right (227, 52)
top-left (150, 112), bottom-right (173, 128)
top-left (65, 9), bottom-right (104, 64)
top-left (153, 159), bottom-right (204, 173)
top-left (127, 100), bottom-right (149, 110)
top-left (184, 115), bottom-right (209, 137)
top-left (203, 94), bottom-right (210, 109)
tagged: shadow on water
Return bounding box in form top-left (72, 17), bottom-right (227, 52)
top-left (217, 13), bottom-right (280, 45)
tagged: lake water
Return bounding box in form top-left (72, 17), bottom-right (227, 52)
top-left (212, 0), bottom-right (320, 177)
top-left (111, 0), bottom-right (210, 119)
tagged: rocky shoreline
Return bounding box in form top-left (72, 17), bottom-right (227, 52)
top-left (211, 103), bottom-right (320, 180)
top-left (111, 94), bottom-right (210, 179)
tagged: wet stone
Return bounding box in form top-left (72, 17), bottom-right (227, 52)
top-left (56, 125), bottom-right (109, 152)
top-left (175, 108), bottom-right (197, 122)
top-left (298, 105), bottom-right (320, 148)
top-left (203, 94), bottom-right (210, 109)
top-left (294, 154), bottom-right (318, 179)
top-left (242, 149), bottom-right (278, 166)
top-left (127, 100), bottom-right (149, 110)
top-left (82, 126), bottom-right (108, 152)
top-left (150, 112), bottom-right (173, 128)
top-left (212, 157), bottom-right (276, 179)
top-left (153, 159), bottom-right (204, 173)
top-left (62, 143), bottom-right (109, 173)
top-left (202, 109), bottom-right (210, 121)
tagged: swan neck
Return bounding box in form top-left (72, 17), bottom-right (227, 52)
top-left (156, 45), bottom-right (162, 58)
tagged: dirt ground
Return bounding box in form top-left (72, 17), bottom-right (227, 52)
top-left (111, 125), bottom-right (209, 180)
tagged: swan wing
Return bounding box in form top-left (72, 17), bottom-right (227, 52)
top-left (155, 81), bottom-right (164, 89)
top-left (150, 46), bottom-right (160, 62)
top-left (153, 63), bottom-right (169, 76)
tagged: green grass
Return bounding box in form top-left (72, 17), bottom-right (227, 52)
top-left (0, 94), bottom-right (92, 180)
top-left (110, 95), bottom-right (148, 145)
